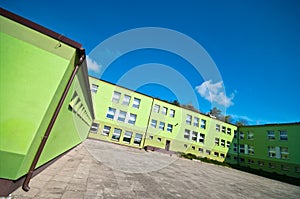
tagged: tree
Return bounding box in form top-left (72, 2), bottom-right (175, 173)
top-left (209, 107), bottom-right (222, 119)
top-left (236, 119), bottom-right (248, 126)
top-left (224, 115), bottom-right (233, 123)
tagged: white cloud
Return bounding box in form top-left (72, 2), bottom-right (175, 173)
top-left (195, 80), bottom-right (235, 108)
top-left (86, 55), bottom-right (101, 73)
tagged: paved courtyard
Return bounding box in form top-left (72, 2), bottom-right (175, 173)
top-left (11, 139), bottom-right (300, 199)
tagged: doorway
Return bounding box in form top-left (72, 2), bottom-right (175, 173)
top-left (165, 140), bottom-right (171, 151)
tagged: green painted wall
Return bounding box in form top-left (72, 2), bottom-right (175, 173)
top-left (0, 15), bottom-right (93, 180)
top-left (88, 77), bottom-right (237, 161)
top-left (226, 123), bottom-right (300, 178)
top-left (88, 77), bottom-right (153, 148)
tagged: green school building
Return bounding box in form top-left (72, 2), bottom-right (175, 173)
top-left (88, 77), bottom-right (237, 162)
top-left (225, 123), bottom-right (300, 179)
top-left (0, 8), bottom-right (94, 196)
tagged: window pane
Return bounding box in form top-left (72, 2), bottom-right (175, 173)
top-left (90, 122), bottom-right (99, 133)
top-left (102, 125), bottom-right (111, 136)
top-left (161, 107), bottom-right (168, 115)
top-left (91, 84), bottom-right (99, 93)
top-left (123, 131), bottom-right (133, 143)
top-left (112, 91), bottom-right (121, 103)
top-left (112, 128), bottom-right (121, 141)
top-left (184, 129), bottom-right (190, 140)
top-left (194, 117), bottom-right (199, 127)
top-left (117, 111), bottom-right (127, 122)
top-left (132, 98), bottom-right (141, 108)
top-left (134, 133), bottom-right (143, 145)
top-left (151, 119), bottom-right (157, 128)
top-left (122, 95), bottom-right (131, 106)
top-left (159, 122), bottom-right (165, 130)
top-left (106, 107), bottom-right (116, 119)
top-left (200, 119), bottom-right (206, 129)
top-left (279, 130), bottom-right (288, 140)
top-left (128, 113), bottom-right (137, 125)
top-left (153, 104), bottom-right (160, 113)
top-left (186, 115), bottom-right (192, 125)
top-left (167, 124), bottom-right (173, 132)
top-left (170, 109), bottom-right (175, 117)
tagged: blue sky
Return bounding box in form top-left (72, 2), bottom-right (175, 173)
top-left (2, 0), bottom-right (300, 124)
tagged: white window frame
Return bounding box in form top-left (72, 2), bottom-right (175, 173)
top-left (112, 128), bottom-right (122, 141)
top-left (170, 109), bottom-right (175, 117)
top-left (186, 115), bottom-right (192, 125)
top-left (153, 104), bottom-right (160, 113)
top-left (91, 84), bottom-right (99, 93)
top-left (90, 122), bottom-right (99, 133)
top-left (122, 95), bottom-right (131, 106)
top-left (167, 124), bottom-right (173, 133)
top-left (132, 97), bottom-right (141, 109)
top-left (117, 110), bottom-right (127, 122)
top-left (194, 117), bottom-right (199, 127)
top-left (102, 125), bottom-right (111, 136)
top-left (128, 113), bottom-right (137, 125)
top-left (123, 131), bottom-right (133, 143)
top-left (161, 107), bottom-right (168, 115)
top-left (106, 107), bottom-right (116, 119)
top-left (159, 121), bottom-right (165, 130)
top-left (134, 133), bottom-right (143, 146)
top-left (151, 119), bottom-right (157, 128)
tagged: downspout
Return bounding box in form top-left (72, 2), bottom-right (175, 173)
top-left (22, 53), bottom-right (85, 191)
top-left (142, 98), bottom-right (154, 150)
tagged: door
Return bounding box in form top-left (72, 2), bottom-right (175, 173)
top-left (165, 140), bottom-right (171, 151)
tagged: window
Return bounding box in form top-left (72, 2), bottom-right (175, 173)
top-left (102, 125), bottom-right (111, 136)
top-left (220, 153), bottom-right (225, 158)
top-left (123, 131), bottom-right (133, 143)
top-left (106, 107), bottom-right (116, 119)
top-left (216, 124), bottom-right (220, 132)
top-left (122, 95), bottom-right (131, 106)
top-left (295, 167), bottom-right (300, 173)
top-left (170, 109), bottom-right (175, 117)
top-left (200, 119), bottom-right (206, 129)
top-left (240, 158), bottom-right (245, 163)
top-left (206, 150), bottom-right (211, 155)
top-left (157, 137), bottom-right (162, 142)
top-left (134, 133), bottom-right (143, 146)
top-left (198, 148), bottom-right (203, 153)
top-left (167, 124), bottom-right (173, 133)
top-left (220, 139), bottom-right (225, 147)
top-left (91, 84), bottom-right (99, 93)
top-left (186, 115), bottom-right (192, 125)
top-left (199, 133), bottom-right (205, 143)
top-left (267, 130), bottom-right (275, 140)
top-left (112, 128), bottom-right (122, 141)
top-left (215, 138), bottom-right (220, 145)
top-left (117, 111), bottom-right (127, 122)
top-left (280, 147), bottom-right (289, 159)
top-left (239, 144), bottom-right (245, 153)
top-left (281, 165), bottom-right (289, 171)
top-left (112, 91), bottom-right (121, 103)
top-left (258, 161), bottom-right (264, 166)
top-left (149, 135), bottom-right (153, 140)
top-left (161, 107), bottom-right (168, 115)
top-left (184, 129), bottom-right (190, 140)
top-left (269, 163), bottom-right (276, 169)
top-left (248, 132), bottom-right (254, 140)
top-left (234, 131), bottom-right (237, 138)
top-left (239, 132), bottom-right (244, 139)
top-left (90, 122), bottom-right (99, 133)
top-left (214, 152), bottom-right (219, 157)
top-left (159, 122), bottom-right (165, 130)
top-left (194, 117), bottom-right (199, 127)
top-left (248, 145), bottom-right (254, 155)
top-left (227, 128), bottom-right (231, 135)
top-left (279, 130), bottom-right (288, 140)
top-left (128, 113), bottom-right (137, 125)
top-left (192, 131), bottom-right (197, 141)
top-left (153, 104), bottom-right (160, 113)
top-left (151, 119), bottom-right (157, 128)
top-left (233, 143), bottom-right (237, 152)
top-left (268, 146), bottom-right (276, 158)
top-left (248, 159), bottom-right (254, 164)
top-left (132, 98), bottom-right (141, 109)
top-left (192, 146), bottom-right (195, 150)
top-left (226, 141), bottom-right (231, 148)
top-left (222, 126), bottom-right (226, 133)
top-left (184, 144), bottom-right (188, 148)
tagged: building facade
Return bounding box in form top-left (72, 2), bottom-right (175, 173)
top-left (226, 123), bottom-right (300, 178)
top-left (0, 8), bottom-right (94, 196)
top-left (88, 77), bottom-right (237, 162)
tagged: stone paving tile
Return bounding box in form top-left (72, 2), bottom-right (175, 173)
top-left (9, 139), bottom-right (300, 199)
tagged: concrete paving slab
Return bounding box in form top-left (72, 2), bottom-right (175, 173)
top-left (9, 139), bottom-right (300, 199)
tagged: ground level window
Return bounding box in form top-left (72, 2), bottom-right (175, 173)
top-left (258, 161), bottom-right (264, 166)
top-left (102, 125), bottom-right (111, 136)
top-left (192, 146), bottom-right (195, 150)
top-left (149, 135), bottom-right (153, 140)
top-left (90, 122), bottom-right (99, 133)
top-left (198, 148), bottom-right (203, 153)
top-left (281, 165), bottom-right (289, 171)
top-left (214, 152), bottom-right (219, 157)
top-left (157, 137), bottom-right (162, 142)
top-left (134, 133), bottom-right (143, 146)
top-left (206, 150), bottom-right (211, 155)
top-left (112, 128), bottom-right (122, 141)
top-left (295, 167), bottom-right (300, 173)
top-left (123, 131), bottom-right (133, 143)
top-left (220, 153), bottom-right (225, 158)
top-left (248, 159), bottom-right (254, 164)
top-left (184, 144), bottom-right (188, 148)
top-left (269, 163), bottom-right (276, 169)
